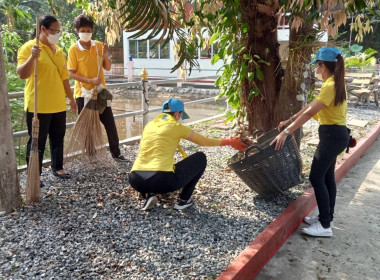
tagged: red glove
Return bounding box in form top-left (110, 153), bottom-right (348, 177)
top-left (221, 136), bottom-right (248, 151)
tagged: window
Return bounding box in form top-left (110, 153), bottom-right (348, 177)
top-left (129, 39), bottom-right (170, 59)
top-left (200, 46), bottom-right (212, 59)
top-left (129, 40), bottom-right (138, 59)
top-left (160, 42), bottom-right (170, 59)
top-left (149, 40), bottom-right (159, 59)
top-left (138, 40), bottom-right (147, 58)
top-left (200, 44), bottom-right (218, 59)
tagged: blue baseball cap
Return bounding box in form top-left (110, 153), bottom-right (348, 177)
top-left (309, 47), bottom-right (341, 64)
top-left (161, 98), bottom-right (190, 120)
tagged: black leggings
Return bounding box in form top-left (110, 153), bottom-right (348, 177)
top-left (26, 110), bottom-right (66, 174)
top-left (309, 125), bottom-right (349, 228)
top-left (129, 152), bottom-right (207, 200)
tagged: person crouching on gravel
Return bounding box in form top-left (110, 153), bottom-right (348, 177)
top-left (129, 98), bottom-right (248, 211)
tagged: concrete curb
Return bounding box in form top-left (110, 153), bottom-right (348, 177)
top-left (217, 120), bottom-right (380, 280)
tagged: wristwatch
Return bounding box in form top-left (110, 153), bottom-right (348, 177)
top-left (284, 128), bottom-right (290, 135)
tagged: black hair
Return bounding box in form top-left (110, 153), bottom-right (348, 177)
top-left (318, 54), bottom-right (346, 106)
top-left (73, 14), bottom-right (94, 30)
top-left (30, 15), bottom-right (58, 39)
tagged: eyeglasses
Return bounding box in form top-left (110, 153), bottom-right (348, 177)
top-left (48, 28), bottom-right (62, 35)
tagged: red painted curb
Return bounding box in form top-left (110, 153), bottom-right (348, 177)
top-left (217, 120), bottom-right (380, 280)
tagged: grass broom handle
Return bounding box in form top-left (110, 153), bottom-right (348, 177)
top-left (34, 17), bottom-right (39, 118)
top-left (96, 43), bottom-right (105, 79)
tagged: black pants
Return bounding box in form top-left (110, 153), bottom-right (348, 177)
top-left (76, 97), bottom-right (121, 157)
top-left (309, 125), bottom-right (349, 228)
top-left (26, 110), bottom-right (66, 174)
top-left (129, 152), bottom-right (207, 200)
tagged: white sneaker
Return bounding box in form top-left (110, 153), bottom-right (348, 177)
top-left (174, 198), bottom-right (194, 210)
top-left (142, 195), bottom-right (158, 211)
top-left (304, 215), bottom-right (334, 227)
top-left (302, 222), bottom-right (332, 237)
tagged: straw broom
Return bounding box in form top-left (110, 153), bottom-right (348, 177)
top-left (65, 46), bottom-right (109, 163)
top-left (26, 17), bottom-right (41, 204)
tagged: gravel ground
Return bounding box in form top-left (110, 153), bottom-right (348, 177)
top-left (1, 102), bottom-right (379, 280)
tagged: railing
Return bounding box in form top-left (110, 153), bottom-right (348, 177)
top-left (9, 75), bottom-right (223, 169)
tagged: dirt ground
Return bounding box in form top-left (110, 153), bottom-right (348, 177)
top-left (255, 138), bottom-right (380, 280)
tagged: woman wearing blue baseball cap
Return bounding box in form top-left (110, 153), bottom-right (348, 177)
top-left (129, 98), bottom-right (248, 211)
top-left (270, 47), bottom-right (350, 237)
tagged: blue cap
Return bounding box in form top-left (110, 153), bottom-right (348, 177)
top-left (161, 98), bottom-right (190, 120)
top-left (309, 47), bottom-right (341, 64)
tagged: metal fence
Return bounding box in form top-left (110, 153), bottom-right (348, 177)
top-left (9, 75), bottom-right (222, 170)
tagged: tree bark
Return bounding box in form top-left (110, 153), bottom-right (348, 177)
top-left (0, 36), bottom-right (21, 212)
top-left (275, 19), bottom-right (316, 145)
top-left (240, 0), bottom-right (283, 133)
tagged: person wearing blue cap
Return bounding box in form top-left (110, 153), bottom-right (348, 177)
top-left (129, 98), bottom-right (248, 211)
top-left (270, 47), bottom-right (350, 237)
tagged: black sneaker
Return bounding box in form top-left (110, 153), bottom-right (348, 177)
top-left (142, 195), bottom-right (158, 211)
top-left (113, 155), bottom-right (129, 162)
top-left (174, 198), bottom-right (194, 210)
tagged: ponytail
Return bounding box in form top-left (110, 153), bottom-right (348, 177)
top-left (333, 55), bottom-right (346, 106)
top-left (322, 54), bottom-right (346, 106)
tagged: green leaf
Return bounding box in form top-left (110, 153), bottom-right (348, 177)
top-left (256, 66), bottom-right (264, 81)
top-left (248, 72), bottom-right (255, 81)
top-left (248, 88), bottom-right (259, 100)
top-left (211, 54), bottom-right (220, 64)
top-left (210, 32), bottom-right (220, 45)
top-left (242, 23), bottom-right (249, 34)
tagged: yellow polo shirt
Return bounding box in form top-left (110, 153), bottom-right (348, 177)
top-left (132, 113), bottom-right (222, 172)
top-left (17, 39), bottom-right (69, 113)
top-left (67, 40), bottom-right (106, 98)
top-left (315, 76), bottom-right (347, 126)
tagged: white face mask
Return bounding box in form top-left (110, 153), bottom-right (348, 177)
top-left (315, 68), bottom-right (323, 81)
top-left (47, 33), bottom-right (60, 45)
top-left (79, 32), bottom-right (92, 42)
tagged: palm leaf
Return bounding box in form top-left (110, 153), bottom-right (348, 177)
top-left (119, 0), bottom-right (198, 73)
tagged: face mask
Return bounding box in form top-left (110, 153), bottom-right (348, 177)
top-left (79, 32), bottom-right (92, 42)
top-left (47, 33), bottom-right (60, 45)
top-left (315, 68), bottom-right (323, 81)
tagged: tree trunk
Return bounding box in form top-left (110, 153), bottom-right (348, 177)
top-left (240, 0), bottom-right (283, 133)
top-left (275, 19), bottom-right (316, 144)
top-left (0, 37), bottom-right (21, 212)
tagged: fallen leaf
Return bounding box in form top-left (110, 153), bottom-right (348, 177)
top-left (234, 193), bottom-right (242, 200)
top-left (92, 212), bottom-right (97, 219)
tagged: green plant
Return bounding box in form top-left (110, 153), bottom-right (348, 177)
top-left (1, 25), bottom-right (23, 62)
top-left (345, 47), bottom-right (377, 72)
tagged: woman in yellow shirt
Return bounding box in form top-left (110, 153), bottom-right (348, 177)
top-left (129, 98), bottom-right (247, 211)
top-left (271, 47), bottom-right (349, 237)
top-left (17, 15), bottom-right (77, 185)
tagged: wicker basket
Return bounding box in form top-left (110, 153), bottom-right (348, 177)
top-left (228, 130), bottom-right (302, 196)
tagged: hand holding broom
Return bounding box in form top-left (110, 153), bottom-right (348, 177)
top-left (26, 17), bottom-right (41, 204)
top-left (65, 42), bottom-right (109, 161)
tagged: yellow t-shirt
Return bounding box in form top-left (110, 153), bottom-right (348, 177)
top-left (17, 39), bottom-right (69, 113)
top-left (132, 113), bottom-right (223, 172)
top-left (314, 76), bottom-right (347, 125)
top-left (132, 113), bottom-right (193, 172)
top-left (67, 40), bottom-right (106, 99)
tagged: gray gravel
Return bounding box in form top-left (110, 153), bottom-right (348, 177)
top-left (1, 101), bottom-right (379, 280)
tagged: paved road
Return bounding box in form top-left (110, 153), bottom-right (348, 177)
top-left (256, 138), bottom-right (380, 280)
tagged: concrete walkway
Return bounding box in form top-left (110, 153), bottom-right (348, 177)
top-left (255, 138), bottom-right (380, 280)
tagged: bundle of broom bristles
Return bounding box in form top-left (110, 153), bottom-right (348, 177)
top-left (64, 88), bottom-right (115, 170)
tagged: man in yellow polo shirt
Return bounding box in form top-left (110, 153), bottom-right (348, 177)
top-left (129, 98), bottom-right (247, 211)
top-left (67, 14), bottom-right (127, 162)
top-left (17, 15), bottom-right (77, 185)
